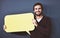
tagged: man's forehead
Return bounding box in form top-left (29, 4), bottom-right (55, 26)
top-left (34, 5), bottom-right (41, 8)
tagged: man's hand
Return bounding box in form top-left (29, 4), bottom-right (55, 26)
top-left (32, 19), bottom-right (38, 27)
top-left (3, 25), bottom-right (7, 30)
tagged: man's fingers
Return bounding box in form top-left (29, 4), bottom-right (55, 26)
top-left (4, 25), bottom-right (7, 29)
top-left (32, 19), bottom-right (37, 27)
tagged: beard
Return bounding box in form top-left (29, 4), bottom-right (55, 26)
top-left (34, 12), bottom-right (42, 16)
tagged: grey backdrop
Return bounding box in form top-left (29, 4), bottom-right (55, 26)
top-left (0, 0), bottom-right (60, 38)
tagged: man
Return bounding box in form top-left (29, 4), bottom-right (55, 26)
top-left (30, 2), bottom-right (52, 38)
top-left (4, 2), bottom-right (52, 38)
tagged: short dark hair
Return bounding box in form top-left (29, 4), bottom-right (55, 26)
top-left (33, 2), bottom-right (43, 10)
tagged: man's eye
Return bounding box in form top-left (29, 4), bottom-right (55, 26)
top-left (39, 8), bottom-right (41, 9)
top-left (35, 8), bottom-right (37, 10)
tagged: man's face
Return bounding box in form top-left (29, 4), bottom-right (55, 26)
top-left (34, 5), bottom-right (42, 16)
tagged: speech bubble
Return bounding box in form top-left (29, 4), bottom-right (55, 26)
top-left (4, 13), bottom-right (35, 35)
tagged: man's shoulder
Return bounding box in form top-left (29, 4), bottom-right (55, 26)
top-left (43, 15), bottom-right (51, 20)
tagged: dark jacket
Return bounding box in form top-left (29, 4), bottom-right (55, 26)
top-left (30, 16), bottom-right (52, 38)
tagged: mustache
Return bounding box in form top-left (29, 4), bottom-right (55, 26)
top-left (36, 11), bottom-right (40, 12)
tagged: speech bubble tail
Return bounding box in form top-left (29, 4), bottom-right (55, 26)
top-left (26, 31), bottom-right (31, 35)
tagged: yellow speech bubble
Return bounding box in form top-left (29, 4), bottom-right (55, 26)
top-left (4, 13), bottom-right (35, 35)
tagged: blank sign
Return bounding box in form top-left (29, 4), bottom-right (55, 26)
top-left (4, 13), bottom-right (35, 35)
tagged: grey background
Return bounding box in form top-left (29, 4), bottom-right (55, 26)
top-left (0, 0), bottom-right (60, 38)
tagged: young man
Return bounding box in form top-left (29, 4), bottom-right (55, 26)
top-left (30, 2), bottom-right (52, 38)
top-left (4, 2), bottom-right (52, 38)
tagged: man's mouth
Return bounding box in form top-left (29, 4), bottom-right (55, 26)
top-left (36, 11), bottom-right (40, 13)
